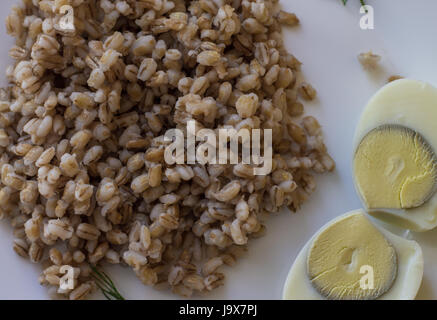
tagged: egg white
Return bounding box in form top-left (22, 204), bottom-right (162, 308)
top-left (353, 79), bottom-right (437, 231)
top-left (282, 209), bottom-right (424, 300)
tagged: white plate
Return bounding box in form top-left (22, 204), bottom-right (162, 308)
top-left (1, 0), bottom-right (437, 299)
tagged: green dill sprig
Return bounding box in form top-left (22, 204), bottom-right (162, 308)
top-left (342, 0), bottom-right (366, 7)
top-left (342, 0), bottom-right (368, 13)
top-left (90, 265), bottom-right (125, 300)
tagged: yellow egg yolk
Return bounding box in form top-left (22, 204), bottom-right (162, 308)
top-left (354, 125), bottom-right (437, 210)
top-left (307, 212), bottom-right (397, 300)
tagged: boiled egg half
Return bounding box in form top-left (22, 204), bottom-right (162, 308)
top-left (282, 210), bottom-right (423, 300)
top-left (353, 79), bottom-right (437, 231)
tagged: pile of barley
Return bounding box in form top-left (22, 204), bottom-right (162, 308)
top-left (0, 0), bottom-right (334, 299)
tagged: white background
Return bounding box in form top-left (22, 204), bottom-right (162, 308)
top-left (0, 0), bottom-right (437, 299)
